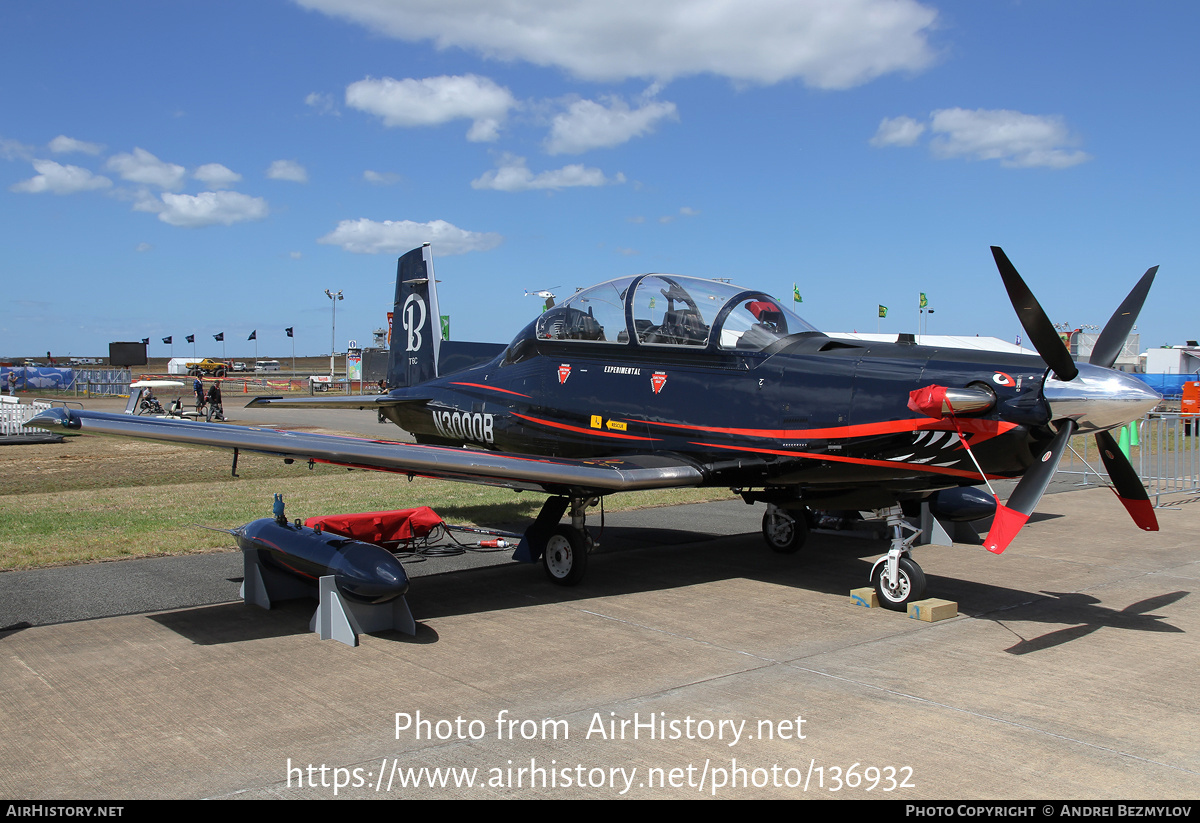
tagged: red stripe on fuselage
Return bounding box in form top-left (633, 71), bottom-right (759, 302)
top-left (689, 441), bottom-right (1006, 481)
top-left (449, 382), bottom-right (531, 397)
top-left (647, 416), bottom-right (1016, 445)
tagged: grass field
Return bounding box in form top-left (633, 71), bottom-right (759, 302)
top-left (0, 430), bottom-right (730, 571)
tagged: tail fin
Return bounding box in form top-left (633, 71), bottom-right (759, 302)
top-left (387, 244), bottom-right (442, 388)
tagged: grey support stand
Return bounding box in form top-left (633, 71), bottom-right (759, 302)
top-left (241, 549), bottom-right (310, 606)
top-left (310, 576), bottom-right (416, 647)
top-left (241, 550), bottom-right (416, 646)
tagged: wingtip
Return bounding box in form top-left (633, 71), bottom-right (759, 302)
top-left (23, 407), bottom-right (75, 430)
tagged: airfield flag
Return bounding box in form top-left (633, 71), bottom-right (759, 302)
top-left (285, 327), bottom-right (293, 338)
top-left (186, 334), bottom-right (195, 343)
top-left (214, 333), bottom-right (224, 342)
top-left (162, 336), bottom-right (172, 345)
top-left (920, 292), bottom-right (928, 308)
top-left (248, 330), bottom-right (256, 341)
top-left (878, 305), bottom-right (888, 318)
top-left (793, 283), bottom-right (802, 303)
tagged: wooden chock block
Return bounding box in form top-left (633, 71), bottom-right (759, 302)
top-left (907, 598), bottom-right (957, 622)
top-left (849, 587), bottom-right (878, 608)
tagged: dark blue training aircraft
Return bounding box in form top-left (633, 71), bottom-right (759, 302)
top-left (29, 244), bottom-right (1161, 609)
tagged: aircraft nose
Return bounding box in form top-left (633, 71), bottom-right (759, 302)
top-left (1043, 363), bottom-right (1161, 432)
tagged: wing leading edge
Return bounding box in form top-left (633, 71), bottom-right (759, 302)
top-left (25, 408), bottom-right (705, 495)
top-left (243, 393), bottom-right (422, 410)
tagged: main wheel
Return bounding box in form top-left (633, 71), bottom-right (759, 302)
top-left (762, 506), bottom-right (809, 553)
top-left (872, 556), bottom-right (926, 611)
top-left (542, 525), bottom-right (588, 586)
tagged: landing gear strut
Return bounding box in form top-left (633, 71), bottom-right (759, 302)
top-left (868, 505), bottom-right (927, 610)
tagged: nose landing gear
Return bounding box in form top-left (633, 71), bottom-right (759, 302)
top-left (868, 505), bottom-right (927, 610)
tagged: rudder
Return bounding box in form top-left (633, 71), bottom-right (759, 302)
top-left (387, 244), bottom-right (441, 388)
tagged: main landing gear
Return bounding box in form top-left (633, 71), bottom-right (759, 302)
top-left (758, 502), bottom-right (927, 611)
top-left (761, 503), bottom-right (809, 553)
top-left (522, 496), bottom-right (597, 586)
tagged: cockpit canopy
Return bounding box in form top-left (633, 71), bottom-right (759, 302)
top-left (511, 274), bottom-right (819, 355)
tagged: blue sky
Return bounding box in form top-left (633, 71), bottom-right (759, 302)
top-left (2, 1), bottom-right (1196, 359)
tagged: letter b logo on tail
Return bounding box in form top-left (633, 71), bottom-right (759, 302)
top-left (403, 294), bottom-right (427, 352)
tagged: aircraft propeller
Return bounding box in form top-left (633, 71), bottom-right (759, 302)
top-left (983, 247), bottom-right (1160, 553)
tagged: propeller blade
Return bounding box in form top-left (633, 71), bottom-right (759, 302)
top-left (1095, 429), bottom-right (1159, 531)
top-left (984, 419), bottom-right (1077, 554)
top-left (991, 246), bottom-right (1078, 381)
top-left (1089, 266), bottom-right (1158, 369)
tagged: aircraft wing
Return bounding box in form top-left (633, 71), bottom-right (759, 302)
top-left (25, 408), bottom-right (705, 495)
top-left (242, 393), bottom-right (418, 410)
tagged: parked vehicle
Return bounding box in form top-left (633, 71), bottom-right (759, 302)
top-left (185, 358), bottom-right (231, 378)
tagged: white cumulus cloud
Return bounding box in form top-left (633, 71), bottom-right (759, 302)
top-left (929, 108), bottom-right (1091, 168)
top-left (318, 218), bottom-right (503, 255)
top-left (295, 0), bottom-right (939, 88)
top-left (472, 155), bottom-right (624, 191)
top-left (194, 163), bottom-right (242, 188)
top-left (48, 135), bottom-right (104, 155)
top-left (545, 96), bottom-right (677, 154)
top-left (869, 115), bottom-right (926, 147)
top-left (267, 159), bottom-right (309, 182)
top-left (141, 191), bottom-right (269, 228)
top-left (1, 138), bottom-right (36, 161)
top-left (10, 159), bottom-right (113, 194)
top-left (305, 91), bottom-right (339, 115)
top-left (346, 74), bottom-right (516, 142)
top-left (363, 170), bottom-right (403, 185)
top-left (106, 148), bottom-right (187, 189)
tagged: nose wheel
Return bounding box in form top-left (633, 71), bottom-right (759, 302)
top-left (871, 556), bottom-right (925, 610)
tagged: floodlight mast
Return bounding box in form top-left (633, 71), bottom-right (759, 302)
top-left (325, 289), bottom-right (343, 380)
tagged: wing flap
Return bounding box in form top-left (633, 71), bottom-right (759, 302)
top-left (26, 408), bottom-right (705, 494)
